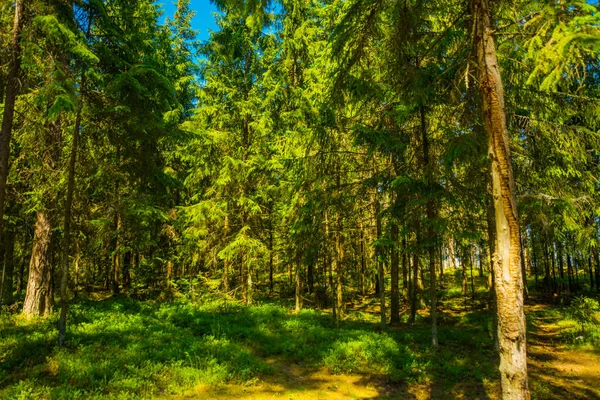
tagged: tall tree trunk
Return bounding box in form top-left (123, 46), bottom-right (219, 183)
top-left (390, 223), bottom-right (400, 325)
top-left (223, 215), bottom-right (230, 292)
top-left (470, 245), bottom-right (475, 299)
top-left (123, 251), bottom-right (131, 289)
top-left (462, 246), bottom-right (469, 296)
top-left (474, 0), bottom-right (529, 396)
top-left (587, 256), bottom-right (594, 290)
top-left (59, 85), bottom-right (83, 346)
top-left (531, 233), bottom-right (539, 288)
top-left (594, 244), bottom-right (600, 295)
top-left (295, 253), bottom-right (302, 312)
top-left (566, 252), bottom-right (574, 296)
top-left (268, 215), bottom-right (273, 294)
top-left (325, 211), bottom-right (336, 323)
top-left (421, 106), bottom-right (437, 347)
top-left (0, 229), bottom-right (15, 306)
top-left (449, 237), bottom-right (457, 270)
top-left (558, 241), bottom-right (564, 280)
top-left (519, 232), bottom-right (529, 299)
top-left (360, 220), bottom-right (366, 297)
top-left (111, 210), bottom-right (121, 294)
top-left (410, 229), bottom-right (420, 324)
top-left (543, 239), bottom-right (552, 297)
top-left (16, 241), bottom-right (27, 295)
top-left (335, 211), bottom-right (344, 323)
top-left (402, 236), bottom-right (408, 303)
top-left (23, 212), bottom-right (54, 317)
top-left (487, 193), bottom-right (499, 351)
top-left (0, 0), bottom-right (25, 247)
top-left (479, 245), bottom-right (485, 277)
top-left (375, 196), bottom-right (385, 330)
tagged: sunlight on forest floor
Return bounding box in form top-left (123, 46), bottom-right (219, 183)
top-left (1, 277), bottom-right (599, 399)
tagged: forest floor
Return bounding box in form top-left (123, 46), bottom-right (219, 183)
top-left (1, 276), bottom-right (599, 399)
top-left (527, 303), bottom-right (600, 400)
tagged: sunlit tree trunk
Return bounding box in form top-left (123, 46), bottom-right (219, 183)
top-left (474, 0), bottom-right (529, 396)
top-left (23, 212), bottom-right (54, 317)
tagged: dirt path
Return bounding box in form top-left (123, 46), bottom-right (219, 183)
top-left (527, 304), bottom-right (600, 399)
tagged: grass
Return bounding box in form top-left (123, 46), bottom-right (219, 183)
top-left (1, 273), bottom-right (597, 399)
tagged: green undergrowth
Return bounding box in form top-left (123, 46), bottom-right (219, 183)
top-left (0, 284), bottom-right (502, 399)
top-left (527, 295), bottom-right (600, 347)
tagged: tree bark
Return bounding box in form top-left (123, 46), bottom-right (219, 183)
top-left (410, 229), bottom-right (420, 324)
top-left (23, 212), bottom-right (54, 317)
top-left (402, 236), bottom-right (408, 303)
top-left (325, 211), bottom-right (336, 323)
top-left (268, 214), bottom-right (273, 294)
top-left (487, 193), bottom-right (499, 351)
top-left (0, 229), bottom-right (15, 306)
top-left (59, 83), bottom-right (83, 346)
top-left (360, 220), bottom-right (366, 297)
top-left (335, 211), bottom-right (344, 323)
top-left (474, 0), bottom-right (530, 396)
top-left (0, 0), bottom-right (25, 248)
top-left (295, 254), bottom-right (302, 312)
top-left (375, 196), bottom-right (385, 330)
top-left (462, 245), bottom-right (469, 296)
top-left (421, 107), bottom-right (438, 347)
top-left (390, 223), bottom-right (400, 325)
top-left (223, 215), bottom-right (230, 292)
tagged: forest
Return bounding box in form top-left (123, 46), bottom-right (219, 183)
top-left (1, 0), bottom-right (600, 399)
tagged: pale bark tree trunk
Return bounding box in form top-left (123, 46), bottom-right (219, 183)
top-left (474, 0), bottom-right (530, 396)
top-left (23, 212), bottom-right (54, 317)
top-left (0, 0), bottom-right (25, 247)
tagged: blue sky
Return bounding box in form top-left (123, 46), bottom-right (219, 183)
top-left (157, 1), bottom-right (220, 41)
